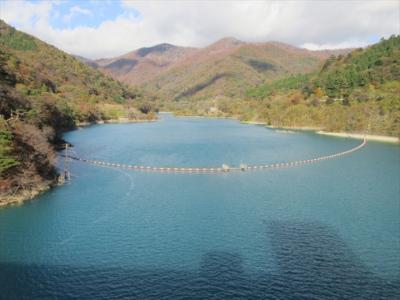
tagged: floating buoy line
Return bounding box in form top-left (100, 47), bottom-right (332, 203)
top-left (61, 137), bottom-right (366, 174)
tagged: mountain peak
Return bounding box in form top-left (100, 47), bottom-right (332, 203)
top-left (211, 37), bottom-right (244, 48)
top-left (136, 43), bottom-right (177, 57)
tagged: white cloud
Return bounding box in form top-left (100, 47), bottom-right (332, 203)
top-left (63, 6), bottom-right (92, 23)
top-left (301, 39), bottom-right (371, 51)
top-left (0, 0), bottom-right (399, 59)
top-left (0, 0), bottom-right (52, 27)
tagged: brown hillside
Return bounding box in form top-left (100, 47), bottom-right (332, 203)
top-left (96, 43), bottom-right (197, 85)
top-left (90, 38), bottom-right (353, 104)
top-left (139, 39), bottom-right (351, 102)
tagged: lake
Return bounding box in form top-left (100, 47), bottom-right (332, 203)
top-left (1, 114), bottom-right (399, 299)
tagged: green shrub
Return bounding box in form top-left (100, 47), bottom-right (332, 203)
top-left (0, 118), bottom-right (19, 176)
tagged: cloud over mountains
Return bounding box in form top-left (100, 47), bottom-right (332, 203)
top-left (0, 0), bottom-right (399, 59)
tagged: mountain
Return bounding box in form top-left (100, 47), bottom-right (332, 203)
top-left (142, 39), bottom-right (348, 103)
top-left (0, 20), bottom-right (155, 206)
top-left (76, 35), bottom-right (398, 138)
top-left (93, 38), bottom-right (352, 105)
top-left (100, 36), bottom-right (397, 138)
top-left (229, 36), bottom-right (400, 136)
top-left (95, 43), bottom-right (196, 85)
top-left (311, 37), bottom-right (400, 98)
top-left (73, 55), bottom-right (99, 68)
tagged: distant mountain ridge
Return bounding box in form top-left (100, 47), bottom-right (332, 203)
top-left (89, 38), bottom-right (353, 102)
top-left (145, 39), bottom-right (352, 102)
top-left (73, 55), bottom-right (99, 68)
top-left (94, 43), bottom-right (197, 85)
top-left (136, 43), bottom-right (180, 57)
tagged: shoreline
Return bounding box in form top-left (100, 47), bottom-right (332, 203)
top-left (170, 113), bottom-right (399, 144)
top-left (76, 117), bottom-right (158, 127)
top-left (2, 113), bottom-right (398, 208)
top-left (0, 181), bottom-right (53, 208)
top-left (173, 114), bottom-right (236, 120)
top-left (265, 124), bottom-right (322, 131)
top-left (240, 121), bottom-right (266, 125)
top-left (316, 131), bottom-right (399, 144)
top-left (263, 123), bottom-right (398, 144)
top-left (1, 117), bottom-right (158, 208)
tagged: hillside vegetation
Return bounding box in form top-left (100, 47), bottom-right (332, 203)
top-left (0, 20), bottom-right (155, 205)
top-left (243, 36), bottom-right (400, 135)
top-left (91, 35), bottom-right (399, 136)
top-left (169, 36), bottom-right (400, 137)
top-left (96, 37), bottom-right (349, 106)
top-left (142, 39), bottom-right (346, 105)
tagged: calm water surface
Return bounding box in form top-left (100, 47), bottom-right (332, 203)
top-left (1, 114), bottom-right (399, 299)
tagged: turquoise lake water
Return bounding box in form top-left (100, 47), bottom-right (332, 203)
top-left (1, 114), bottom-right (399, 299)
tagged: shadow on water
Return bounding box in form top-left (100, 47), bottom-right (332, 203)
top-left (264, 221), bottom-right (400, 299)
top-left (1, 221), bottom-right (399, 300)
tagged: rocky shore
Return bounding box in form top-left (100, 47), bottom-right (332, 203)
top-left (0, 181), bottom-right (53, 208)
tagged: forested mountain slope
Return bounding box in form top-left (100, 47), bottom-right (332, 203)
top-left (218, 36), bottom-right (400, 136)
top-left (141, 39), bottom-right (328, 104)
top-left (92, 37), bottom-right (350, 106)
top-left (0, 20), bottom-right (155, 205)
top-left (88, 34), bottom-right (399, 137)
top-left (78, 32), bottom-right (399, 137)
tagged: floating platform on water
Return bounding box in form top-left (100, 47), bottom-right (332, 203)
top-left (61, 138), bottom-right (367, 174)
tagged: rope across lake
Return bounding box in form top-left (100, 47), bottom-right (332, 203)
top-left (62, 137), bottom-right (366, 173)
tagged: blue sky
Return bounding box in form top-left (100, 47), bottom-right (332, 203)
top-left (46, 1), bottom-right (140, 30)
top-left (1, 0), bottom-right (399, 59)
